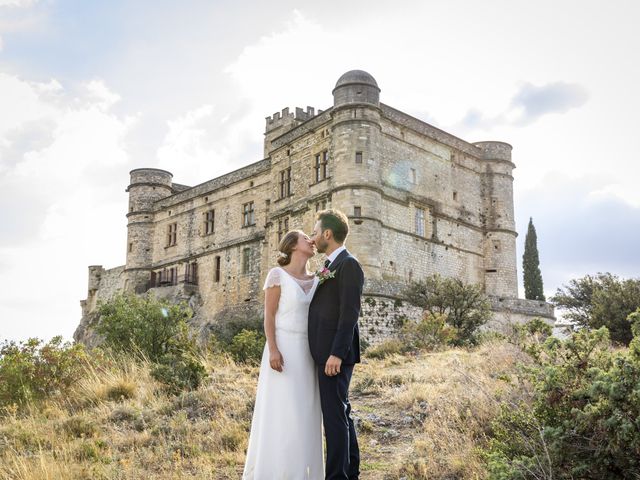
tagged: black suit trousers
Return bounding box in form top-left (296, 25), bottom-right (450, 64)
top-left (317, 364), bottom-right (360, 480)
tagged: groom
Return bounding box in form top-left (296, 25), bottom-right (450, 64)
top-left (309, 209), bottom-right (363, 480)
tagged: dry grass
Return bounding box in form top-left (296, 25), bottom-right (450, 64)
top-left (0, 338), bottom-right (529, 479)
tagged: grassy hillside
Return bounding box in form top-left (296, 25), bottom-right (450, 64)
top-left (0, 337), bottom-right (528, 479)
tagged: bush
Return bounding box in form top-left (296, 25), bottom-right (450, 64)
top-left (150, 352), bottom-right (207, 395)
top-left (96, 291), bottom-right (195, 362)
top-left (228, 329), bottom-right (265, 365)
top-left (400, 311), bottom-right (458, 351)
top-left (0, 336), bottom-right (88, 411)
top-left (550, 272), bottom-right (640, 345)
top-left (484, 314), bottom-right (640, 479)
top-left (208, 315), bottom-right (265, 364)
top-left (506, 317), bottom-right (552, 353)
top-left (96, 292), bottom-right (207, 395)
top-left (208, 315), bottom-right (263, 347)
top-left (404, 274), bottom-right (491, 346)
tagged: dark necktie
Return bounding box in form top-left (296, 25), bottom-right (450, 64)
top-left (324, 259), bottom-right (331, 268)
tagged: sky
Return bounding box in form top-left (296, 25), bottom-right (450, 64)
top-left (1, 0), bottom-right (639, 343)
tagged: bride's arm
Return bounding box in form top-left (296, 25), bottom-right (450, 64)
top-left (264, 285), bottom-right (284, 372)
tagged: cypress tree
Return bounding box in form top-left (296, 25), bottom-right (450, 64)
top-left (523, 217), bottom-right (545, 301)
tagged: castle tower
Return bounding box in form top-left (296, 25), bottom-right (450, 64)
top-left (330, 70), bottom-right (384, 280)
top-left (124, 168), bottom-right (173, 292)
top-left (475, 141), bottom-right (518, 298)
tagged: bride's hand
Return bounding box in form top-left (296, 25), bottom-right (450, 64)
top-left (269, 349), bottom-right (284, 372)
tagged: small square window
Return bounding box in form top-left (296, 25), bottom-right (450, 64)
top-left (354, 206), bottom-right (362, 216)
top-left (355, 152), bottom-right (363, 164)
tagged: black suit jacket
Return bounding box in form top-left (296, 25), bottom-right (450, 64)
top-left (308, 249), bottom-right (363, 366)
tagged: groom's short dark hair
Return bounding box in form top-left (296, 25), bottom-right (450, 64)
top-left (316, 209), bottom-right (349, 243)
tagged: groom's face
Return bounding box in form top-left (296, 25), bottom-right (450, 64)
top-left (311, 220), bottom-right (329, 254)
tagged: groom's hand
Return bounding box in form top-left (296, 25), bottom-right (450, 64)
top-left (324, 355), bottom-right (342, 376)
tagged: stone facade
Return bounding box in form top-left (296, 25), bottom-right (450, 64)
top-left (75, 70), bottom-right (555, 347)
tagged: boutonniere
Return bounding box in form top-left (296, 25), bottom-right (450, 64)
top-left (315, 267), bottom-right (336, 285)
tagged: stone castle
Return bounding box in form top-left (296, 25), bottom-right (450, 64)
top-left (75, 70), bottom-right (554, 347)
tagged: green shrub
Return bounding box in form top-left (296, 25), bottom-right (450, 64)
top-left (96, 291), bottom-right (195, 362)
top-left (0, 336), bottom-right (88, 411)
top-left (150, 351), bottom-right (207, 395)
top-left (208, 315), bottom-right (263, 347)
top-left (403, 274), bottom-right (491, 346)
top-left (484, 313), bottom-right (640, 479)
top-left (551, 272), bottom-right (640, 345)
top-left (96, 292), bottom-right (207, 395)
top-left (400, 311), bottom-right (457, 351)
top-left (506, 317), bottom-right (552, 354)
top-left (228, 329), bottom-right (265, 364)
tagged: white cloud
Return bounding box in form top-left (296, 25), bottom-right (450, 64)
top-left (0, 0), bottom-right (38, 7)
top-left (0, 74), bottom-right (137, 342)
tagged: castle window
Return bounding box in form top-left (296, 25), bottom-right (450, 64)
top-left (315, 199), bottom-right (327, 212)
top-left (279, 167), bottom-right (292, 199)
top-left (354, 206), bottom-right (362, 216)
top-left (167, 222), bottom-right (177, 246)
top-left (160, 266), bottom-right (178, 286)
top-left (242, 248), bottom-right (251, 274)
top-left (453, 191), bottom-right (458, 201)
top-left (410, 168), bottom-right (417, 184)
top-left (355, 151), bottom-right (363, 164)
top-left (314, 150), bottom-right (328, 182)
top-left (215, 256), bottom-right (221, 283)
top-left (277, 216), bottom-right (290, 242)
top-left (204, 209), bottom-right (215, 235)
top-left (185, 262), bottom-right (198, 285)
top-left (415, 208), bottom-right (426, 237)
top-left (128, 242), bottom-right (133, 253)
top-left (242, 202), bottom-right (255, 227)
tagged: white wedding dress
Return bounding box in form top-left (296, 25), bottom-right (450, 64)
top-left (242, 267), bottom-right (324, 480)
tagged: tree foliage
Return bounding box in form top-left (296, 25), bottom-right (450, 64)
top-left (550, 272), bottom-right (640, 345)
top-left (404, 274), bottom-right (491, 346)
top-left (485, 313), bottom-right (640, 479)
top-left (522, 217), bottom-right (545, 301)
top-left (96, 291), bottom-right (206, 393)
top-left (0, 336), bottom-right (88, 410)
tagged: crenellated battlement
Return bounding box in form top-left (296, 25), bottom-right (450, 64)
top-left (265, 106), bottom-right (321, 132)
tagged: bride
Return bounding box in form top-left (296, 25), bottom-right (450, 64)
top-left (242, 230), bottom-right (324, 479)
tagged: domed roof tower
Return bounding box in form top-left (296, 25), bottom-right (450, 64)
top-left (332, 69), bottom-right (381, 107)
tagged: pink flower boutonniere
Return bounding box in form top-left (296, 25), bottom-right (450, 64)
top-left (315, 267), bottom-right (336, 285)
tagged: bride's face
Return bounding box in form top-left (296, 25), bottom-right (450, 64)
top-left (293, 232), bottom-right (316, 258)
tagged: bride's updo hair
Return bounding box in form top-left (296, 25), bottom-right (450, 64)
top-left (277, 230), bottom-right (300, 266)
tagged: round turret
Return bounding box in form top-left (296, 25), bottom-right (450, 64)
top-left (473, 141), bottom-right (513, 162)
top-left (333, 70), bottom-right (380, 107)
top-left (127, 168), bottom-right (173, 213)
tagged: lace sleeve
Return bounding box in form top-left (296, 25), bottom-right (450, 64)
top-left (263, 268), bottom-right (282, 290)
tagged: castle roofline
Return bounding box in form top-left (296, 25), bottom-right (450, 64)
top-left (154, 157), bottom-right (271, 208)
top-left (129, 167), bottom-right (173, 176)
top-left (269, 107), bottom-right (334, 149)
top-left (380, 103), bottom-right (487, 158)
